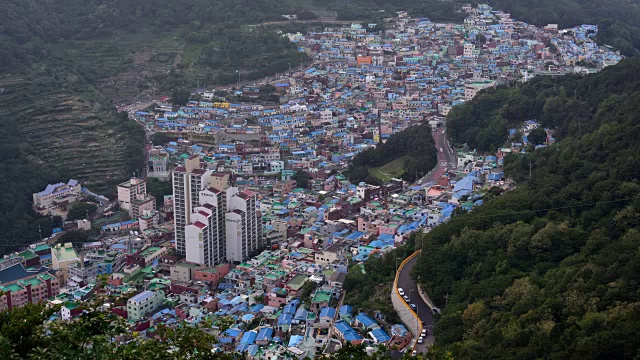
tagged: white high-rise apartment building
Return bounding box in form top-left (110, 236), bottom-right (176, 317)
top-left (225, 188), bottom-right (263, 263)
top-left (173, 156), bottom-right (212, 256)
top-left (176, 157), bottom-right (263, 265)
top-left (185, 187), bottom-right (226, 266)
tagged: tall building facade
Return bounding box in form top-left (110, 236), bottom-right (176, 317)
top-left (117, 177), bottom-right (156, 219)
top-left (225, 188), bottom-right (263, 263)
top-left (173, 156), bottom-right (211, 255)
top-left (183, 187), bottom-right (263, 265)
top-left (185, 188), bottom-right (226, 266)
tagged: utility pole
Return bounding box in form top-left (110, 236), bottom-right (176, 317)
top-left (529, 162), bottom-right (532, 179)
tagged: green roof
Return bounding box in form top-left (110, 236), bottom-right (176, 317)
top-left (286, 274), bottom-right (308, 290)
top-left (1, 284), bottom-right (23, 292)
top-left (139, 247), bottom-right (162, 257)
top-left (19, 251), bottom-right (37, 260)
top-left (33, 244), bottom-right (51, 253)
top-left (53, 245), bottom-right (79, 262)
top-left (312, 290), bottom-right (333, 304)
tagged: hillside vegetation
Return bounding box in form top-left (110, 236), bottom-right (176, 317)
top-left (0, 0), bottom-right (311, 254)
top-left (347, 123), bottom-right (437, 184)
top-left (410, 58), bottom-right (640, 359)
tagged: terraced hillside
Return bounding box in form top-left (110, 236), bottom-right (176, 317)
top-left (0, 66), bottom-right (144, 193)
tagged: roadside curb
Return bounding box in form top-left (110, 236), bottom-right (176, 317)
top-left (391, 251), bottom-right (423, 352)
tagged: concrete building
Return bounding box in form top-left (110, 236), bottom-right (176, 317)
top-left (170, 262), bottom-right (198, 283)
top-left (117, 177), bottom-right (147, 212)
top-left (126, 246), bottom-right (167, 267)
top-left (127, 290), bottom-right (165, 321)
top-left (118, 178), bottom-right (156, 219)
top-left (33, 179), bottom-right (81, 208)
top-left (173, 156), bottom-right (212, 255)
top-left (185, 187), bottom-right (227, 266)
top-left (51, 243), bottom-right (80, 284)
top-left (356, 183), bottom-right (381, 202)
top-left (464, 81), bottom-right (496, 100)
top-left (0, 272), bottom-right (60, 311)
top-left (225, 188), bottom-right (263, 263)
top-left (148, 146), bottom-right (170, 180)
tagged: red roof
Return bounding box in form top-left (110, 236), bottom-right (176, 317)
top-left (193, 221), bottom-right (207, 229)
top-left (237, 190), bottom-right (256, 200)
top-left (198, 210), bottom-right (209, 217)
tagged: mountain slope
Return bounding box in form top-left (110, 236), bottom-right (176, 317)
top-left (410, 58), bottom-right (640, 359)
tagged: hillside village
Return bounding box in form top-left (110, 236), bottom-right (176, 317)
top-left (0, 4), bottom-right (623, 358)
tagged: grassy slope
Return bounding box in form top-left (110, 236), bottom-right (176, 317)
top-left (369, 156), bottom-right (408, 183)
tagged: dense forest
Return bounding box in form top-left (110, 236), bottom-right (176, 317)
top-left (410, 58), bottom-right (640, 359)
top-left (448, 56), bottom-right (640, 152)
top-left (347, 123), bottom-right (437, 184)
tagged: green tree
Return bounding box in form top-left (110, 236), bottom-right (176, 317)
top-left (171, 88), bottom-right (191, 106)
top-left (67, 203), bottom-right (98, 221)
top-left (293, 171), bottom-right (310, 189)
top-left (527, 127), bottom-right (547, 145)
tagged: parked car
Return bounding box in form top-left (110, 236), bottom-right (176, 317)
top-left (403, 295), bottom-right (410, 302)
top-left (398, 288), bottom-right (404, 296)
top-left (411, 350), bottom-right (417, 357)
top-left (418, 337), bottom-right (424, 344)
top-left (410, 303), bottom-right (417, 310)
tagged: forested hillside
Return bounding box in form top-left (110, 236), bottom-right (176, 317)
top-left (410, 58), bottom-right (640, 359)
top-left (347, 123), bottom-right (437, 184)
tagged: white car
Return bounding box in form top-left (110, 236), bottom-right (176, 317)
top-left (410, 303), bottom-right (417, 310)
top-left (403, 295), bottom-right (410, 302)
top-left (418, 337), bottom-right (424, 344)
top-left (439, 147), bottom-right (443, 152)
top-left (398, 288), bottom-right (405, 296)
top-left (411, 350), bottom-right (417, 357)
top-left (421, 329), bottom-right (427, 336)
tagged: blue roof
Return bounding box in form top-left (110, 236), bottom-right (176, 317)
top-left (129, 290), bottom-right (154, 303)
top-left (339, 305), bottom-right (353, 316)
top-left (288, 334), bottom-right (304, 347)
top-left (355, 312), bottom-right (378, 328)
top-left (370, 328), bottom-right (391, 343)
top-left (224, 328), bottom-right (242, 338)
top-left (240, 330), bottom-right (257, 344)
top-left (320, 307), bottom-right (336, 319)
top-left (278, 313), bottom-right (293, 326)
top-left (256, 327), bottom-right (273, 342)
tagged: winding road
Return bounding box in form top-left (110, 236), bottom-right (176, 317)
top-left (397, 254), bottom-right (435, 353)
top-left (396, 127), bottom-right (454, 352)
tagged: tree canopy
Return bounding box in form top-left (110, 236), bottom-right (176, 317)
top-left (347, 122), bottom-right (437, 184)
top-left (411, 57), bottom-right (640, 359)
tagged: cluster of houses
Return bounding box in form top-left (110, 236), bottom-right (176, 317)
top-left (0, 3), bottom-right (621, 358)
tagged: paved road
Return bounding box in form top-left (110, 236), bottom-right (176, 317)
top-left (397, 255), bottom-right (435, 353)
top-left (411, 127), bottom-right (457, 190)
